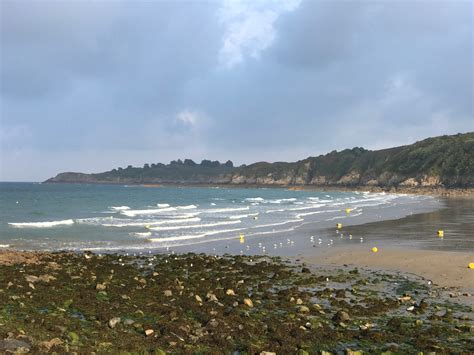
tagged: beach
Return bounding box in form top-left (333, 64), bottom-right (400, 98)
top-left (1, 186), bottom-right (473, 353)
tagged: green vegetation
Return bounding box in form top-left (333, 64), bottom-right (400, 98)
top-left (1, 252), bottom-right (472, 353)
top-left (46, 132), bottom-right (474, 187)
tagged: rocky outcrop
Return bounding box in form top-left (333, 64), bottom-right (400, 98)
top-left (45, 132), bottom-right (474, 189)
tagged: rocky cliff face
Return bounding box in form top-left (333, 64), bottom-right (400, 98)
top-left (45, 132), bottom-right (474, 188)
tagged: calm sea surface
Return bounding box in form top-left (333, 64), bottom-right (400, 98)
top-left (0, 182), bottom-right (450, 254)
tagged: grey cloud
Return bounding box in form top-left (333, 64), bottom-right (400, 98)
top-left (0, 0), bottom-right (472, 181)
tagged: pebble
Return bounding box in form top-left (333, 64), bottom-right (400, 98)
top-left (145, 329), bottom-right (154, 336)
top-left (244, 298), bottom-right (254, 308)
top-left (108, 317), bottom-right (121, 328)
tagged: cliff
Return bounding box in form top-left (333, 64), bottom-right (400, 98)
top-left (46, 132), bottom-right (474, 188)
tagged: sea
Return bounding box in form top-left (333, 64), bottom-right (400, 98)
top-left (0, 182), bottom-right (450, 255)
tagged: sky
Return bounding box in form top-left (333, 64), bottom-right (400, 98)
top-left (1, 0), bottom-right (473, 181)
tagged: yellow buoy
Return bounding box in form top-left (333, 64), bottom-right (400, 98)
top-left (336, 223), bottom-right (342, 230)
top-left (437, 230), bottom-right (444, 237)
top-left (371, 247), bottom-right (378, 253)
top-left (468, 263), bottom-right (474, 269)
top-left (239, 234), bottom-right (245, 244)
top-left (345, 208), bottom-right (351, 214)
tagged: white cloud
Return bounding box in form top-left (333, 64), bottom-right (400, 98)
top-left (175, 109), bottom-right (201, 127)
top-left (218, 0), bottom-right (301, 69)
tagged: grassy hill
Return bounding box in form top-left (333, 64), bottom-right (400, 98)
top-left (46, 132), bottom-right (474, 188)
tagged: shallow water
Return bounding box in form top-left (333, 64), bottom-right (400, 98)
top-left (0, 182), bottom-right (441, 252)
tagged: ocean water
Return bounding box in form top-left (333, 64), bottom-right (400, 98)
top-left (0, 182), bottom-right (440, 253)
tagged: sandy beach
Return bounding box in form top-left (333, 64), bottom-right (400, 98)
top-left (303, 246), bottom-right (474, 305)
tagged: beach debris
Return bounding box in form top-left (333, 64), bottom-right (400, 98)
top-left (337, 223), bottom-right (342, 229)
top-left (406, 306), bottom-right (415, 312)
top-left (468, 263), bottom-right (474, 269)
top-left (145, 329), bottom-right (154, 337)
top-left (108, 317), bottom-right (121, 328)
top-left (437, 229), bottom-right (444, 237)
top-left (260, 352), bottom-right (276, 355)
top-left (345, 208), bottom-right (351, 214)
top-left (239, 234), bottom-right (245, 243)
top-left (243, 298), bottom-right (254, 308)
top-left (371, 247), bottom-right (378, 253)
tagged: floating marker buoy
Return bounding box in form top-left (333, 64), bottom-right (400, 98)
top-left (371, 247), bottom-right (378, 253)
top-left (437, 230), bottom-right (444, 237)
top-left (336, 223), bottom-right (342, 229)
top-left (468, 263), bottom-right (474, 269)
top-left (345, 208), bottom-right (351, 214)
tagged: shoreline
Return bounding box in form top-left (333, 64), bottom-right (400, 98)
top-left (302, 246), bottom-right (474, 301)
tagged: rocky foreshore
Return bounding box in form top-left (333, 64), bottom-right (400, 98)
top-left (0, 251), bottom-right (472, 354)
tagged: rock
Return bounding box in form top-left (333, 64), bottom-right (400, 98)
top-left (124, 318), bottom-right (135, 325)
top-left (206, 292), bottom-right (218, 302)
top-left (244, 298), bottom-right (254, 308)
top-left (226, 289), bottom-right (236, 296)
top-left (39, 338), bottom-right (63, 351)
top-left (108, 317), bottom-right (121, 328)
top-left (296, 298), bottom-right (303, 305)
top-left (345, 350), bottom-right (363, 355)
top-left (332, 310), bottom-right (350, 322)
top-left (25, 275), bottom-right (38, 283)
top-left (145, 329), bottom-right (154, 336)
top-left (299, 305), bottom-right (310, 313)
top-left (301, 267), bottom-right (311, 273)
top-left (95, 283), bottom-right (107, 291)
top-left (195, 295), bottom-right (203, 303)
top-left (164, 290), bottom-right (173, 297)
top-left (260, 352), bottom-right (276, 355)
top-left (0, 339), bottom-right (31, 353)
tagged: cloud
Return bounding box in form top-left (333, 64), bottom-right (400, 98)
top-left (217, 0), bottom-right (301, 68)
top-left (0, 0), bottom-right (472, 181)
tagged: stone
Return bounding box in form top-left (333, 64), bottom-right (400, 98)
top-left (145, 329), bottom-right (154, 336)
top-left (39, 338), bottom-right (63, 351)
top-left (244, 298), bottom-right (254, 308)
top-left (96, 283), bottom-right (107, 291)
top-left (164, 290), bottom-right (173, 297)
top-left (226, 289), bottom-right (236, 296)
top-left (332, 310), bottom-right (350, 322)
top-left (299, 306), bottom-right (310, 313)
top-left (0, 339), bottom-right (31, 353)
top-left (195, 295), bottom-right (203, 303)
top-left (296, 298), bottom-right (303, 305)
top-left (108, 317), bottom-right (121, 328)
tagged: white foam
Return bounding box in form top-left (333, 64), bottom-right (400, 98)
top-left (229, 213), bottom-right (259, 219)
top-left (245, 197), bottom-right (264, 202)
top-left (110, 206), bottom-right (130, 211)
top-left (177, 204), bottom-right (197, 210)
top-left (157, 203), bottom-right (170, 208)
top-left (206, 206), bottom-right (250, 213)
top-left (132, 232), bottom-right (152, 237)
top-left (148, 220), bottom-right (241, 231)
top-left (149, 227), bottom-right (245, 243)
top-left (121, 207), bottom-right (177, 217)
top-left (9, 219), bottom-right (74, 228)
top-left (100, 217), bottom-right (201, 227)
top-left (0, 244), bottom-right (10, 248)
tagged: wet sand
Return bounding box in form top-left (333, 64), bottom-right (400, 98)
top-left (304, 246), bottom-right (474, 290)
